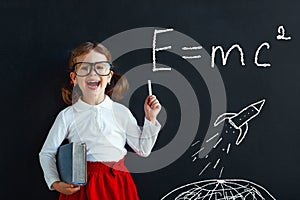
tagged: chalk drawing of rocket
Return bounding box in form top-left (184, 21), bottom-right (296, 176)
top-left (191, 99), bottom-right (266, 177)
top-left (214, 99), bottom-right (265, 145)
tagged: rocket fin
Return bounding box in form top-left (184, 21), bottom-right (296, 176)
top-left (236, 123), bottom-right (249, 145)
top-left (214, 113), bottom-right (236, 127)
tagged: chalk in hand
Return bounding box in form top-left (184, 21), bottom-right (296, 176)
top-left (148, 80), bottom-right (152, 96)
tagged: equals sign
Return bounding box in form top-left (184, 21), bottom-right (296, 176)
top-left (182, 46), bottom-right (202, 59)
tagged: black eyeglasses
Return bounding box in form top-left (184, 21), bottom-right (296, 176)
top-left (73, 61), bottom-right (112, 77)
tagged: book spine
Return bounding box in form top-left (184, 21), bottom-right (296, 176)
top-left (71, 143), bottom-right (75, 183)
top-left (72, 143), bottom-right (86, 185)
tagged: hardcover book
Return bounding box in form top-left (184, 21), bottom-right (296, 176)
top-left (57, 142), bottom-right (87, 185)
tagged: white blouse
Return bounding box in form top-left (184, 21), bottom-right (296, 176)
top-left (39, 95), bottom-right (161, 189)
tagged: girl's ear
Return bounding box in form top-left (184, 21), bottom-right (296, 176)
top-left (70, 72), bottom-right (77, 84)
top-left (109, 71), bottom-right (114, 82)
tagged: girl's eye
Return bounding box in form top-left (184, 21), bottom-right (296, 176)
top-left (96, 65), bottom-right (104, 70)
top-left (80, 65), bottom-right (89, 71)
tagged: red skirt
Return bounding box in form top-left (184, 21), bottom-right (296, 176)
top-left (59, 157), bottom-right (140, 200)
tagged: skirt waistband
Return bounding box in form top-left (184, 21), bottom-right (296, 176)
top-left (87, 157), bottom-right (128, 173)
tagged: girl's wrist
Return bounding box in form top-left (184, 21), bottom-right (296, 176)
top-left (51, 181), bottom-right (60, 190)
top-left (146, 116), bottom-right (156, 125)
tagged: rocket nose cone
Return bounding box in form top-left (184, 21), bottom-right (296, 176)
top-left (253, 99), bottom-right (265, 111)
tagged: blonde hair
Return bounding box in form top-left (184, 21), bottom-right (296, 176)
top-left (61, 41), bottom-right (128, 105)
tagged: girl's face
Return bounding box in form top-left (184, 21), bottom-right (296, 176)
top-left (70, 50), bottom-right (113, 99)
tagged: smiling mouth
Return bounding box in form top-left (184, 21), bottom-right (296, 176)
top-left (87, 81), bottom-right (100, 89)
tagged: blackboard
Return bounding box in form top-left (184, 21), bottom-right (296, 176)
top-left (1, 0), bottom-right (299, 199)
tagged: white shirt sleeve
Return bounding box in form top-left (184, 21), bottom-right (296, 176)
top-left (39, 111), bottom-right (68, 190)
top-left (123, 108), bottom-right (161, 157)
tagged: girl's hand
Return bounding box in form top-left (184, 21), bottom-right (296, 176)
top-left (52, 181), bottom-right (80, 195)
top-left (144, 95), bottom-right (161, 124)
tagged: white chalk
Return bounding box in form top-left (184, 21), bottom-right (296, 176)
top-left (148, 80), bottom-right (152, 95)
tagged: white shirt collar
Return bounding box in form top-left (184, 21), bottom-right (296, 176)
top-left (73, 95), bottom-right (112, 112)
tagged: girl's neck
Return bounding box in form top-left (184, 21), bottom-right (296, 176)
top-left (82, 93), bottom-right (106, 105)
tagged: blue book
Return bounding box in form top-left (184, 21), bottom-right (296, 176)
top-left (57, 142), bottom-right (87, 185)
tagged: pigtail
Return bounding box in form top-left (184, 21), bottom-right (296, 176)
top-left (61, 82), bottom-right (82, 105)
top-left (105, 72), bottom-right (129, 101)
top-left (61, 83), bottom-right (73, 105)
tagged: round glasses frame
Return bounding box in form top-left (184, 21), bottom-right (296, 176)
top-left (73, 61), bottom-right (112, 77)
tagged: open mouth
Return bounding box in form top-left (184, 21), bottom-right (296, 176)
top-left (87, 81), bottom-right (100, 89)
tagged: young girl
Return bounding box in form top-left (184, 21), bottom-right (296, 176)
top-left (39, 41), bottom-right (162, 200)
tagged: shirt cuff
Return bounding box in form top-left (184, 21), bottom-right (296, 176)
top-left (46, 177), bottom-right (60, 190)
top-left (144, 117), bottom-right (161, 128)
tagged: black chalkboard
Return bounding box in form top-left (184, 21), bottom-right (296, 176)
top-left (1, 0), bottom-right (299, 199)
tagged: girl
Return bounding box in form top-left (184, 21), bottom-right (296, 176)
top-left (39, 41), bottom-right (162, 200)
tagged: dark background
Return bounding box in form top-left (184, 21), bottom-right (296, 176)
top-left (1, 0), bottom-right (299, 199)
